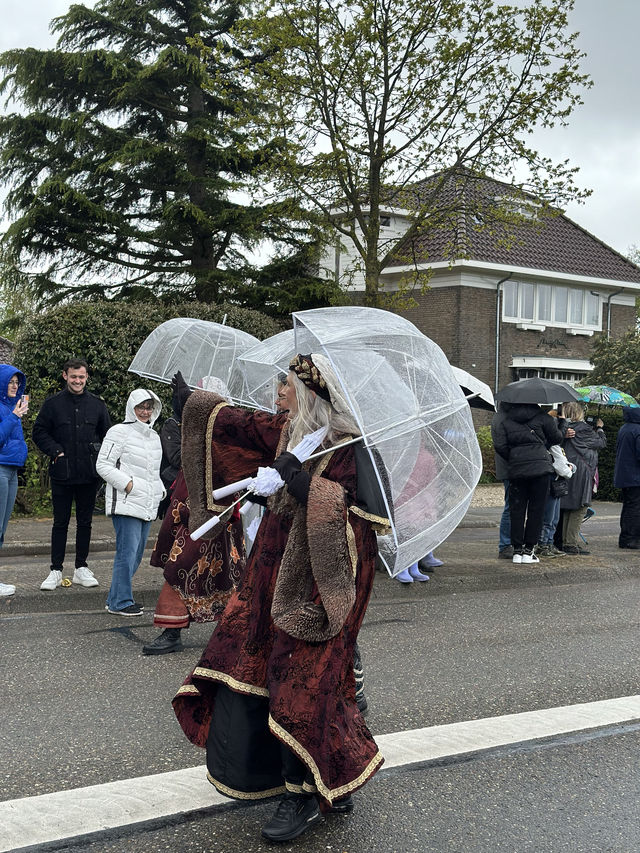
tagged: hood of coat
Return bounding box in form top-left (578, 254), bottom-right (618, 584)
top-left (622, 406), bottom-right (640, 425)
top-left (0, 363), bottom-right (26, 406)
top-left (124, 388), bottom-right (162, 426)
top-left (505, 403), bottom-right (542, 424)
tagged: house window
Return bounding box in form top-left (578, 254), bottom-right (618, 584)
top-left (503, 281), bottom-right (601, 331)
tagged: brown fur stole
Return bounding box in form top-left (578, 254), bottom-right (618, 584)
top-left (181, 391), bottom-right (229, 537)
top-left (270, 426), bottom-right (356, 642)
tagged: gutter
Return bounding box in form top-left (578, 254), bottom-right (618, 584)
top-left (494, 272), bottom-right (514, 395)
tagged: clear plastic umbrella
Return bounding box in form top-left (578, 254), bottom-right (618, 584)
top-left (128, 318), bottom-right (260, 406)
top-left (239, 307), bottom-right (482, 575)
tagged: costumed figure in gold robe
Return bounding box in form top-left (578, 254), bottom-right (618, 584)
top-left (173, 353), bottom-right (390, 843)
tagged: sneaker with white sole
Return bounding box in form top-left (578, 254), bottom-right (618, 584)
top-left (40, 569), bottom-right (62, 591)
top-left (512, 552), bottom-right (523, 564)
top-left (521, 550), bottom-right (540, 564)
top-left (0, 582), bottom-right (16, 597)
top-left (72, 566), bottom-right (99, 587)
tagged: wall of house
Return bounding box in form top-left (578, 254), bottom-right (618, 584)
top-left (395, 286), bottom-right (637, 394)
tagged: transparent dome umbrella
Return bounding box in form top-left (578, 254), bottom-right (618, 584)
top-left (239, 307), bottom-right (483, 575)
top-left (128, 318), bottom-right (260, 406)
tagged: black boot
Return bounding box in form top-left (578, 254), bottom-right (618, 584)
top-left (142, 628), bottom-right (183, 656)
top-left (261, 793), bottom-right (322, 842)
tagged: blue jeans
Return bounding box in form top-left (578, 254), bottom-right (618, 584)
top-left (540, 495), bottom-right (561, 546)
top-left (0, 464), bottom-right (18, 548)
top-left (106, 515), bottom-right (151, 611)
top-left (499, 481), bottom-right (511, 551)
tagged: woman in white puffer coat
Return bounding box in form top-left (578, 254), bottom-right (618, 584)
top-left (97, 389), bottom-right (165, 616)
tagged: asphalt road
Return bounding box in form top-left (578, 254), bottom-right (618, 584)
top-left (2, 550), bottom-right (640, 852)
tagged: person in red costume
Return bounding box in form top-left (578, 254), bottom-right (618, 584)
top-left (173, 353), bottom-right (390, 843)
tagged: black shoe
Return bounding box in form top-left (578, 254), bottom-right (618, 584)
top-left (107, 603), bottom-right (143, 616)
top-left (562, 545), bottom-right (590, 555)
top-left (619, 542), bottom-right (640, 549)
top-left (356, 694), bottom-right (368, 714)
top-left (261, 794), bottom-right (322, 842)
top-left (142, 628), bottom-right (183, 656)
top-left (326, 794), bottom-right (354, 815)
top-left (498, 546), bottom-right (514, 559)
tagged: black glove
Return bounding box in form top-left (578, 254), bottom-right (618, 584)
top-left (171, 371), bottom-right (191, 416)
top-left (272, 452), bottom-right (311, 504)
top-left (245, 493), bottom-right (268, 507)
top-left (271, 451), bottom-right (302, 484)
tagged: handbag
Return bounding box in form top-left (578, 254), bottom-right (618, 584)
top-left (549, 476), bottom-right (569, 498)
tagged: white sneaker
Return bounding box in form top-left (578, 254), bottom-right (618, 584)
top-left (0, 582), bottom-right (15, 597)
top-left (40, 569), bottom-right (62, 591)
top-left (512, 552), bottom-right (523, 564)
top-left (521, 552), bottom-right (540, 564)
top-left (72, 566), bottom-right (99, 588)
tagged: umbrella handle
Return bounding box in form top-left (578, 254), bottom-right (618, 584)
top-left (212, 478), bottom-right (254, 500)
top-left (190, 489), bottom-right (252, 539)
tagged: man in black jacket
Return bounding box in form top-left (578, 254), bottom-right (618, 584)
top-left (33, 359), bottom-right (111, 591)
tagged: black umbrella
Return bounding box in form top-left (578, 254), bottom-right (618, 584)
top-left (495, 377), bottom-right (583, 405)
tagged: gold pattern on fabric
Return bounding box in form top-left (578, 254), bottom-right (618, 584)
top-left (192, 667), bottom-right (269, 697)
top-left (204, 402), bottom-right (230, 511)
top-left (175, 684), bottom-right (201, 696)
top-left (349, 504), bottom-right (392, 534)
top-left (207, 771), bottom-right (285, 800)
top-left (346, 520), bottom-right (358, 577)
top-left (268, 715), bottom-right (382, 803)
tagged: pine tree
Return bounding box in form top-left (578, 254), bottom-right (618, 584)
top-left (0, 0), bottom-right (285, 303)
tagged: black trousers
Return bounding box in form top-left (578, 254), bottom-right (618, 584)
top-left (50, 480), bottom-right (98, 570)
top-left (509, 475), bottom-right (550, 551)
top-left (620, 486), bottom-right (640, 547)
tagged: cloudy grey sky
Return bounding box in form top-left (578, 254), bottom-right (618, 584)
top-left (2, 0), bottom-right (638, 257)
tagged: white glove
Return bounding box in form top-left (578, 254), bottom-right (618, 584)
top-left (250, 466), bottom-right (285, 497)
top-left (289, 425), bottom-right (328, 462)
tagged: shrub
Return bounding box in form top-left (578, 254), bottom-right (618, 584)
top-left (12, 301), bottom-right (281, 513)
top-left (476, 425), bottom-right (497, 482)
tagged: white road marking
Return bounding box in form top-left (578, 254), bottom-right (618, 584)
top-left (2, 694), bottom-right (640, 852)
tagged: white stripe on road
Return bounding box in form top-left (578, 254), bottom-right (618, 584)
top-left (2, 694), bottom-right (640, 852)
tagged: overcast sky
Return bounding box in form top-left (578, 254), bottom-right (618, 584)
top-left (2, 0), bottom-right (638, 258)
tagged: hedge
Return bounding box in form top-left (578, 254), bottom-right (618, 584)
top-left (12, 301), bottom-right (281, 513)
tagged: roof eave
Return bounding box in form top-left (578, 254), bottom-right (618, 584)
top-left (381, 258), bottom-right (640, 290)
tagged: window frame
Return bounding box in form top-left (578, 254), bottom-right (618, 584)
top-left (502, 280), bottom-right (601, 331)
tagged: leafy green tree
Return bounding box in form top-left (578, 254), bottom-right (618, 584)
top-left (590, 329), bottom-right (640, 399)
top-left (0, 0), bottom-right (296, 304)
top-left (232, 0), bottom-right (591, 307)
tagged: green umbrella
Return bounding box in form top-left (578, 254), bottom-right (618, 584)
top-left (573, 385), bottom-right (639, 408)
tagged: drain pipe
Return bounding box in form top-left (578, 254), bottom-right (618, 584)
top-left (606, 287), bottom-right (624, 339)
top-left (494, 272), bottom-right (513, 395)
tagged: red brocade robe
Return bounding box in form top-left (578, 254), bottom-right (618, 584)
top-left (149, 470), bottom-right (245, 628)
top-left (173, 392), bottom-right (385, 806)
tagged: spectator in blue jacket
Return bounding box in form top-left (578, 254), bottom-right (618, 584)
top-left (614, 406), bottom-right (640, 549)
top-left (0, 364), bottom-right (29, 597)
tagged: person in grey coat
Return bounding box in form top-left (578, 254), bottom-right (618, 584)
top-left (559, 401), bottom-right (606, 554)
top-left (613, 405), bottom-right (640, 549)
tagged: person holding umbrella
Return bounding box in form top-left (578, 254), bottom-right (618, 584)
top-left (493, 381), bottom-right (564, 564)
top-left (173, 353), bottom-right (388, 843)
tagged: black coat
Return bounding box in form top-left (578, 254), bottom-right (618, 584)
top-left (614, 407), bottom-right (640, 489)
top-left (33, 389), bottom-right (111, 484)
top-left (492, 404), bottom-right (562, 480)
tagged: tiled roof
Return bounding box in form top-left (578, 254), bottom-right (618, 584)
top-left (390, 172), bottom-right (640, 284)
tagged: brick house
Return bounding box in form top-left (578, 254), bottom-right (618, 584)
top-left (320, 173), bottom-right (640, 407)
